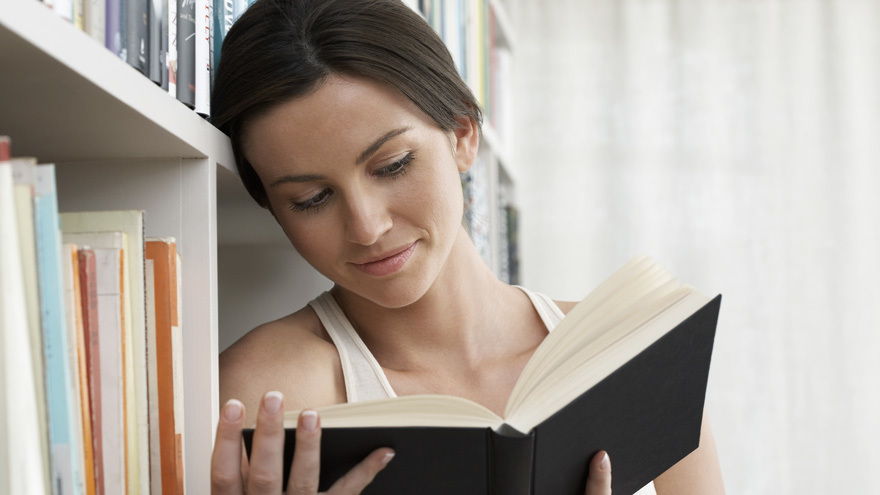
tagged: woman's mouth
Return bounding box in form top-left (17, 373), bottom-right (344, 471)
top-left (351, 241), bottom-right (418, 277)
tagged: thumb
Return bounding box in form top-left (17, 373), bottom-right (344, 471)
top-left (584, 451), bottom-right (612, 495)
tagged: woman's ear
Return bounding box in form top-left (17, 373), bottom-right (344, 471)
top-left (451, 115), bottom-right (480, 173)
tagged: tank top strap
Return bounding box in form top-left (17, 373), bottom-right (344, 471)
top-left (513, 285), bottom-right (566, 331)
top-left (307, 292), bottom-right (397, 402)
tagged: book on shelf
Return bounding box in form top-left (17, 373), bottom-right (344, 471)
top-left (177, 0), bottom-right (196, 107)
top-left (77, 248), bottom-right (106, 495)
top-left (61, 210), bottom-right (150, 495)
top-left (194, 0), bottom-right (211, 116)
top-left (149, 0), bottom-right (166, 85)
top-left (125, 0), bottom-right (149, 74)
top-left (92, 244), bottom-right (128, 494)
top-left (0, 160), bottom-right (49, 495)
top-left (145, 237), bottom-right (186, 495)
top-left (105, 0), bottom-right (123, 57)
top-left (34, 164), bottom-right (88, 495)
top-left (10, 157), bottom-right (54, 492)
top-left (61, 242), bottom-right (98, 495)
top-left (243, 256), bottom-right (721, 495)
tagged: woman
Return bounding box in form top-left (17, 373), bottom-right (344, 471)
top-left (209, 0), bottom-right (725, 493)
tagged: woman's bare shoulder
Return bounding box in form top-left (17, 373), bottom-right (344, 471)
top-left (219, 305), bottom-right (346, 426)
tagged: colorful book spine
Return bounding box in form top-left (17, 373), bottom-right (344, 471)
top-left (106, 0), bottom-right (123, 57)
top-left (78, 249), bottom-right (105, 495)
top-left (10, 159), bottom-right (53, 492)
top-left (93, 247), bottom-right (126, 494)
top-left (146, 238), bottom-right (181, 495)
top-left (62, 244), bottom-right (97, 495)
top-left (0, 162), bottom-right (48, 495)
top-left (34, 165), bottom-right (86, 495)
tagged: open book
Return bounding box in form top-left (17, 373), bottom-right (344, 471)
top-left (243, 256), bottom-right (721, 495)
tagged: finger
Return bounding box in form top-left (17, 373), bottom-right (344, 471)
top-left (287, 410), bottom-right (322, 495)
top-left (247, 391), bottom-right (286, 494)
top-left (326, 448), bottom-right (395, 494)
top-left (211, 399), bottom-right (246, 495)
top-left (584, 450), bottom-right (612, 495)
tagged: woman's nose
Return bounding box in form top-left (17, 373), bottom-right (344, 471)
top-left (344, 192), bottom-right (393, 246)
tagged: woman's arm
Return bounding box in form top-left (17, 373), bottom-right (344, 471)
top-left (653, 413), bottom-right (725, 494)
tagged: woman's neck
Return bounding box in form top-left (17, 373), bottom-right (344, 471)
top-left (332, 227), bottom-right (522, 372)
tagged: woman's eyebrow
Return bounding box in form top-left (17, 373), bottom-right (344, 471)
top-left (269, 173), bottom-right (325, 187)
top-left (355, 126), bottom-right (413, 165)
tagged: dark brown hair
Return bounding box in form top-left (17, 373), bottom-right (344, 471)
top-left (211, 0), bottom-right (483, 209)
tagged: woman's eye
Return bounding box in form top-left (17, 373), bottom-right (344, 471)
top-left (288, 188), bottom-right (333, 213)
top-left (375, 152), bottom-right (415, 178)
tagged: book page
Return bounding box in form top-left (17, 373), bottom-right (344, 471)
top-left (281, 395), bottom-right (503, 429)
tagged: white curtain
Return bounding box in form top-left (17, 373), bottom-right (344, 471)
top-left (511, 0), bottom-right (880, 493)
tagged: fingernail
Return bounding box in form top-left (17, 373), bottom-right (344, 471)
top-left (600, 452), bottom-right (610, 471)
top-left (301, 410), bottom-right (318, 432)
top-left (381, 452), bottom-right (395, 466)
top-left (223, 399), bottom-right (243, 422)
top-left (264, 391), bottom-right (282, 414)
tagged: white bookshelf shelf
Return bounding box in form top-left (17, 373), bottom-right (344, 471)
top-left (0, 0), bottom-right (234, 167)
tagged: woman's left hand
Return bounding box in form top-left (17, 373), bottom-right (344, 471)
top-left (583, 450), bottom-right (612, 495)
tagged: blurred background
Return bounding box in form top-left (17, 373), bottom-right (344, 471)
top-left (509, 0), bottom-right (880, 493)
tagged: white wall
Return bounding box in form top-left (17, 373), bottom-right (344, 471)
top-left (511, 0), bottom-right (880, 493)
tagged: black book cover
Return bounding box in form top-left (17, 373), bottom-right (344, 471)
top-left (125, 0), bottom-right (148, 74)
top-left (244, 296), bottom-right (720, 495)
top-left (176, 0), bottom-right (196, 107)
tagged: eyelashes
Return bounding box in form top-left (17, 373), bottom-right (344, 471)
top-left (286, 151), bottom-right (416, 214)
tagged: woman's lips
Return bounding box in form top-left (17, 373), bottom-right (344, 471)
top-left (351, 242), bottom-right (418, 277)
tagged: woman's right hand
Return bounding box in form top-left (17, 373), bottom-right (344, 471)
top-left (211, 391), bottom-right (395, 494)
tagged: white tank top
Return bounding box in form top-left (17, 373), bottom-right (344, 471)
top-left (307, 286), bottom-right (565, 402)
top-left (306, 287), bottom-right (657, 495)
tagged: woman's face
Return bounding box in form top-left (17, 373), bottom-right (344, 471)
top-left (243, 74), bottom-right (479, 308)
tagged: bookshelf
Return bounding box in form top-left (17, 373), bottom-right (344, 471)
top-left (1, 0), bottom-right (519, 490)
top-left (0, 0), bottom-right (227, 491)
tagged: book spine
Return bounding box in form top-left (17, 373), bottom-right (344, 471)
top-left (105, 0), bottom-right (123, 56)
top-left (94, 247), bottom-right (126, 493)
top-left (212, 0), bottom-right (232, 83)
top-left (168, 0), bottom-right (178, 96)
top-left (34, 165), bottom-right (86, 495)
top-left (11, 161), bottom-right (53, 493)
top-left (150, 0), bottom-right (164, 84)
top-left (176, 0), bottom-right (196, 107)
top-left (54, 0), bottom-right (74, 22)
top-left (126, 0), bottom-right (148, 74)
top-left (63, 244), bottom-right (97, 495)
top-left (84, 0), bottom-right (106, 56)
top-left (73, 0), bottom-right (84, 30)
top-left (194, 0), bottom-right (211, 116)
top-left (78, 249), bottom-right (105, 495)
top-left (488, 425), bottom-right (535, 495)
top-left (160, 0), bottom-right (170, 90)
top-left (0, 163), bottom-right (48, 495)
top-left (146, 240), bottom-right (179, 495)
